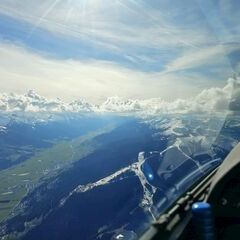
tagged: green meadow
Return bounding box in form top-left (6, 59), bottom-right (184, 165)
top-left (0, 126), bottom-right (114, 222)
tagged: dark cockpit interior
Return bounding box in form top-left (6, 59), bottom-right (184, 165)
top-left (140, 143), bottom-right (240, 240)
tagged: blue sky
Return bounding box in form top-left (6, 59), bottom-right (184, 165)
top-left (0, 0), bottom-right (239, 102)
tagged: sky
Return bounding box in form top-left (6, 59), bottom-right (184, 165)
top-left (0, 0), bottom-right (239, 103)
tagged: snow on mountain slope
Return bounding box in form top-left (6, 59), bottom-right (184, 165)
top-left (59, 151), bottom-right (157, 220)
top-left (0, 126), bottom-right (7, 134)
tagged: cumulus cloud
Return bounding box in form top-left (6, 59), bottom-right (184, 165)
top-left (100, 75), bottom-right (239, 114)
top-left (99, 77), bottom-right (236, 114)
top-left (99, 96), bottom-right (141, 113)
top-left (0, 90), bottom-right (93, 112)
top-left (0, 75), bottom-right (239, 114)
top-left (0, 90), bottom-right (64, 112)
top-left (228, 74), bottom-right (240, 111)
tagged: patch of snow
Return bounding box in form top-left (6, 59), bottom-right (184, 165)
top-left (0, 126), bottom-right (7, 133)
top-left (1, 191), bottom-right (13, 195)
top-left (59, 151), bottom-right (157, 220)
top-left (18, 173), bottom-right (30, 176)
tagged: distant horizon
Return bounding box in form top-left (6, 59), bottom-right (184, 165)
top-left (0, 76), bottom-right (238, 114)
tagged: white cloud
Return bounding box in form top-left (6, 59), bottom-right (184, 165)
top-left (165, 44), bottom-right (239, 73)
top-left (0, 42), bottom-right (148, 102)
top-left (0, 0), bottom-right (238, 87)
top-left (0, 0), bottom-right (219, 52)
top-left (0, 0), bottom-right (239, 115)
top-left (0, 90), bottom-right (65, 112)
top-left (0, 75), bottom-right (239, 114)
top-left (0, 90), bottom-right (95, 112)
top-left (101, 76), bottom-right (238, 114)
top-left (0, 42), bottom-right (220, 103)
top-left (99, 96), bottom-right (141, 112)
top-left (165, 45), bottom-right (222, 72)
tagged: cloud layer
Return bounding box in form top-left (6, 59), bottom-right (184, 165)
top-left (0, 90), bottom-right (94, 112)
top-left (1, 42), bottom-right (221, 103)
top-left (0, 75), bottom-right (239, 114)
